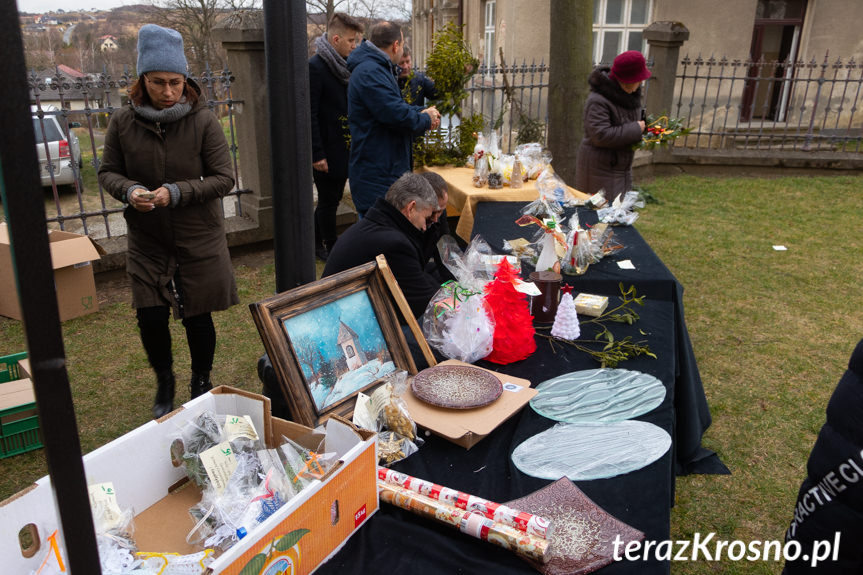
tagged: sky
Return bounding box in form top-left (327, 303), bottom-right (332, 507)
top-left (17, 0), bottom-right (138, 13)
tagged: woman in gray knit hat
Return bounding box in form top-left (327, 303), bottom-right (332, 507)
top-left (99, 24), bottom-right (239, 419)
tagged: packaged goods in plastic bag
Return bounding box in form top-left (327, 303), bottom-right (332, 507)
top-left (514, 142), bottom-right (551, 179)
top-left (370, 371), bottom-right (423, 465)
top-left (422, 281), bottom-right (495, 364)
top-left (424, 236), bottom-right (499, 363)
top-left (535, 166), bottom-right (584, 207)
top-left (597, 191), bottom-right (645, 225)
top-left (472, 132), bottom-right (488, 187)
top-left (514, 214), bottom-right (568, 273)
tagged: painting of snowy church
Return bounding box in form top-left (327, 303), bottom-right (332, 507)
top-left (282, 290), bottom-right (396, 413)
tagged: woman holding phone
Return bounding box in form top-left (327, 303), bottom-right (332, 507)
top-left (99, 24), bottom-right (238, 418)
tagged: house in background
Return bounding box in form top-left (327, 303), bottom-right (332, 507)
top-left (413, 0), bottom-right (862, 69)
top-left (99, 35), bottom-right (118, 53)
top-left (412, 0), bottom-right (863, 139)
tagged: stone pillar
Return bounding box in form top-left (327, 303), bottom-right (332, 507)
top-left (643, 21), bottom-right (689, 116)
top-left (213, 12), bottom-right (272, 235)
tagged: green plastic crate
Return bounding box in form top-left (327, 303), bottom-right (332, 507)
top-left (0, 351), bottom-right (27, 383)
top-left (0, 352), bottom-right (42, 458)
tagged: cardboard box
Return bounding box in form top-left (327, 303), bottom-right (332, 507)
top-left (0, 386), bottom-right (378, 574)
top-left (0, 223), bottom-right (102, 321)
top-left (403, 360), bottom-right (537, 449)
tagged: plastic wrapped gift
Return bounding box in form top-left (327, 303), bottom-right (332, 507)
top-left (515, 142), bottom-right (551, 179)
top-left (536, 167), bottom-right (585, 208)
top-left (597, 191), bottom-right (645, 226)
top-left (515, 214), bottom-right (568, 273)
top-left (422, 280), bottom-right (495, 364)
top-left (422, 236), bottom-right (500, 364)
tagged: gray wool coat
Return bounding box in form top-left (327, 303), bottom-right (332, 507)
top-left (98, 83), bottom-right (239, 318)
top-left (575, 67), bottom-right (644, 202)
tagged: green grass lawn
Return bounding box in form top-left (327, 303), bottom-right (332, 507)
top-left (1, 173), bottom-right (861, 573)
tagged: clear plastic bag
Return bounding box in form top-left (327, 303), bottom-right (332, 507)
top-left (370, 372), bottom-right (423, 465)
top-left (424, 236), bottom-right (498, 363)
top-left (171, 411), bottom-right (225, 489)
top-left (535, 166), bottom-right (583, 207)
top-left (597, 191), bottom-right (645, 225)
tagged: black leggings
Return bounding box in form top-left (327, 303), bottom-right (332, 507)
top-left (136, 306), bottom-right (215, 375)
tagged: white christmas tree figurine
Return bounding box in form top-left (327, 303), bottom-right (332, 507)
top-left (551, 284), bottom-right (580, 340)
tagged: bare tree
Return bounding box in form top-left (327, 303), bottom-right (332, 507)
top-left (547, 0), bottom-right (592, 186)
top-left (293, 335), bottom-right (323, 385)
top-left (306, 0), bottom-right (349, 26)
top-left (148, 0), bottom-right (260, 74)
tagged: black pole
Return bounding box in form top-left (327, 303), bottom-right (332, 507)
top-left (263, 0), bottom-right (316, 292)
top-left (0, 1), bottom-right (101, 572)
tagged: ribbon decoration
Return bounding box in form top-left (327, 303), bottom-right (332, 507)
top-left (432, 280), bottom-right (482, 318)
top-left (515, 215), bottom-right (567, 248)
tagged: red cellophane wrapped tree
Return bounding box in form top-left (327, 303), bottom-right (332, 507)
top-left (483, 259), bottom-right (536, 364)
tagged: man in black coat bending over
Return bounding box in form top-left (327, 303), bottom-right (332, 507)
top-left (323, 172), bottom-right (443, 318)
top-left (309, 13), bottom-right (364, 261)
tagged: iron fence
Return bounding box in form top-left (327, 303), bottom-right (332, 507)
top-left (26, 65), bottom-right (246, 239)
top-left (673, 53), bottom-right (863, 152)
top-left (462, 59), bottom-right (551, 153)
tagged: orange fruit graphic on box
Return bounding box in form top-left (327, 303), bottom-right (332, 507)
top-left (239, 529), bottom-right (309, 575)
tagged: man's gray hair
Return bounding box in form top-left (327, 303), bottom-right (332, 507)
top-left (385, 172), bottom-right (437, 211)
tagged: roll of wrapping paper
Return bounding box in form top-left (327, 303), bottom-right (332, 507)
top-left (379, 480), bottom-right (550, 563)
top-left (378, 467), bottom-right (552, 540)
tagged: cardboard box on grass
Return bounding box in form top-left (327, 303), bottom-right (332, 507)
top-left (0, 386), bottom-right (378, 575)
top-left (403, 360), bottom-right (537, 449)
top-left (0, 222), bottom-right (103, 321)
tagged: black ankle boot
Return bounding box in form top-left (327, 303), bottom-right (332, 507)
top-left (190, 371), bottom-right (213, 399)
top-left (153, 370), bottom-right (175, 419)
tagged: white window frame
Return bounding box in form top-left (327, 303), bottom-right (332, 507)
top-left (484, 0), bottom-right (496, 70)
top-left (593, 0), bottom-right (653, 65)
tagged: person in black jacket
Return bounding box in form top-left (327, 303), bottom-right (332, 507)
top-left (323, 172), bottom-right (442, 318)
top-left (309, 13), bottom-right (364, 261)
top-left (783, 337), bottom-right (863, 574)
top-left (398, 46), bottom-right (437, 108)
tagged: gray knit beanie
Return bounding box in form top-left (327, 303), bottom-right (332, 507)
top-left (136, 24), bottom-right (188, 77)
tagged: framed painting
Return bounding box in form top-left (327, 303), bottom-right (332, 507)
top-left (249, 260), bottom-right (418, 428)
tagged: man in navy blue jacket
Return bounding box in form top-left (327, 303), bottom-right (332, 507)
top-left (309, 13), bottom-right (364, 261)
top-left (347, 21), bottom-right (441, 216)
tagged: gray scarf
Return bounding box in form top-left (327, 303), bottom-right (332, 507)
top-left (315, 34), bottom-right (350, 85)
top-left (133, 99), bottom-right (192, 124)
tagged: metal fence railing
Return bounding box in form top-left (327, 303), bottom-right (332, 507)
top-left (25, 65), bottom-right (247, 239)
top-left (462, 59), bottom-right (551, 153)
top-left (673, 53), bottom-right (863, 152)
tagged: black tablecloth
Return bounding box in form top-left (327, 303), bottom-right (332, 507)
top-left (319, 301), bottom-right (677, 575)
top-left (313, 201), bottom-right (726, 575)
top-left (471, 201), bottom-right (725, 476)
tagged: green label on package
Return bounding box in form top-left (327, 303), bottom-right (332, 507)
top-left (200, 441), bottom-right (238, 494)
top-left (224, 414), bottom-right (259, 442)
top-left (88, 482), bottom-right (123, 530)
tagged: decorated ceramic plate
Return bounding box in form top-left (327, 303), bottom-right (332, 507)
top-left (411, 365), bottom-right (503, 409)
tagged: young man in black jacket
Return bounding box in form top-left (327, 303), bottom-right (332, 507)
top-left (309, 13), bottom-right (364, 261)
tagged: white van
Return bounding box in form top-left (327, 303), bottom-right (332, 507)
top-left (31, 105), bottom-right (82, 187)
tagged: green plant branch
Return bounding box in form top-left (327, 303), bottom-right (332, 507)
top-left (535, 284), bottom-right (655, 367)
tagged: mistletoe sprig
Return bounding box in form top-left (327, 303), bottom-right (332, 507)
top-left (536, 283), bottom-right (656, 367)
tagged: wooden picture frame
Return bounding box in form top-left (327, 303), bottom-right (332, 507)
top-left (249, 260), bottom-right (419, 428)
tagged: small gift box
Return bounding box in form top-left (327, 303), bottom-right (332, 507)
top-left (573, 293), bottom-right (608, 317)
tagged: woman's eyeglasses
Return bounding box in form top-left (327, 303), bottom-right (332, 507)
top-left (144, 75), bottom-right (185, 90)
